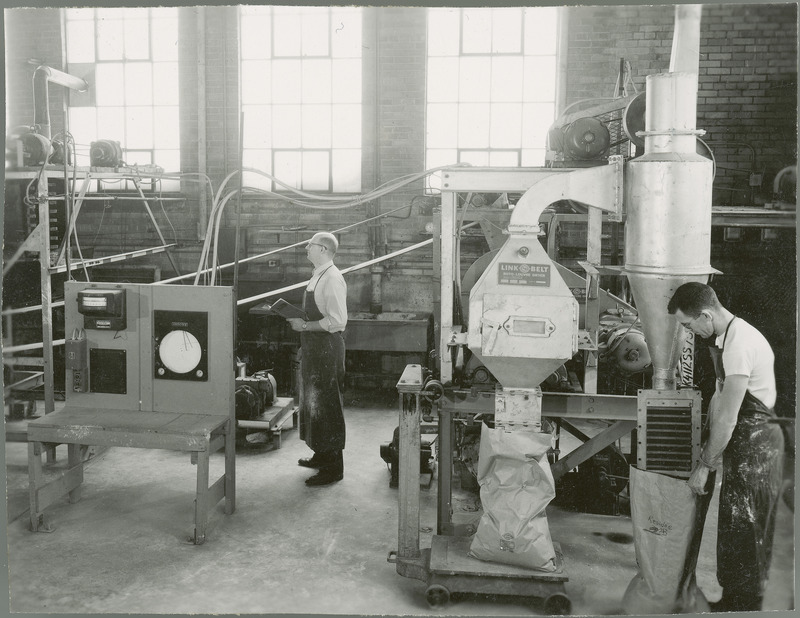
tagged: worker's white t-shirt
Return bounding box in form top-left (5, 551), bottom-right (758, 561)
top-left (716, 317), bottom-right (776, 409)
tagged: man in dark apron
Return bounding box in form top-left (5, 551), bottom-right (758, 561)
top-left (668, 282), bottom-right (784, 612)
top-left (287, 232), bottom-right (347, 486)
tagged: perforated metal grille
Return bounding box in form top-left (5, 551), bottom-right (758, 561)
top-left (642, 406), bottom-right (694, 474)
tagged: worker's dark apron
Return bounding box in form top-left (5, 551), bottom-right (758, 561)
top-left (708, 318), bottom-right (784, 609)
top-left (297, 272), bottom-right (346, 454)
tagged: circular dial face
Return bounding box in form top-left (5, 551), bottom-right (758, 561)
top-left (158, 329), bottom-right (202, 374)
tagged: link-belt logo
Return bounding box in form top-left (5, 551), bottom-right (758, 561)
top-left (498, 263), bottom-right (550, 286)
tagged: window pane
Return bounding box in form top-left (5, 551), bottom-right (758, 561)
top-left (97, 19), bottom-right (124, 60)
top-left (274, 151), bottom-right (301, 189)
top-left (152, 62), bottom-right (179, 106)
top-left (523, 56), bottom-right (557, 102)
top-left (273, 13), bottom-right (302, 57)
top-left (154, 148), bottom-right (179, 172)
top-left (241, 14), bottom-right (271, 59)
top-left (66, 21), bottom-right (95, 63)
top-left (97, 107), bottom-right (125, 142)
top-left (491, 56), bottom-right (523, 102)
top-left (124, 150), bottom-right (152, 166)
top-left (331, 8), bottom-right (362, 58)
top-left (427, 57), bottom-right (459, 103)
top-left (96, 8), bottom-right (123, 20)
top-left (331, 104), bottom-right (361, 149)
top-left (303, 59), bottom-right (332, 104)
top-left (302, 105), bottom-right (331, 149)
top-left (459, 57), bottom-right (490, 102)
top-left (69, 107), bottom-right (98, 147)
top-left (458, 103), bottom-right (490, 148)
top-left (524, 8), bottom-right (558, 55)
top-left (427, 103), bottom-right (457, 148)
top-left (125, 63), bottom-right (153, 106)
top-left (126, 107), bottom-right (154, 149)
top-left (490, 103), bottom-right (522, 148)
top-left (154, 150), bottom-right (181, 191)
top-left (272, 106), bottom-right (301, 148)
top-left (124, 19), bottom-right (149, 60)
top-left (461, 9), bottom-right (491, 54)
top-left (428, 9), bottom-right (460, 57)
top-left (153, 107), bottom-right (179, 148)
top-left (332, 59), bottom-right (361, 104)
top-left (243, 149), bottom-right (272, 191)
top-left (151, 17), bottom-right (178, 61)
top-left (240, 6), bottom-right (362, 194)
top-left (426, 149), bottom-right (457, 189)
top-left (521, 148), bottom-right (546, 167)
top-left (123, 7), bottom-right (147, 20)
top-left (66, 8), bottom-right (94, 20)
top-left (243, 105), bottom-right (271, 149)
top-left (302, 10), bottom-right (329, 56)
top-left (302, 151), bottom-right (330, 190)
top-left (332, 149), bottom-right (361, 193)
top-left (522, 102), bottom-right (554, 148)
top-left (242, 60), bottom-right (271, 104)
top-left (96, 64), bottom-right (125, 106)
top-left (272, 59), bottom-right (301, 104)
top-left (491, 9), bottom-right (522, 54)
top-left (489, 151), bottom-right (519, 167)
top-left (459, 150), bottom-right (489, 166)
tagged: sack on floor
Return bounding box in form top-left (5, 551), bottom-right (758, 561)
top-left (468, 422), bottom-right (557, 572)
top-left (622, 466), bottom-right (712, 615)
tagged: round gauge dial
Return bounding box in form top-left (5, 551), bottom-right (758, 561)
top-left (158, 329), bottom-right (203, 374)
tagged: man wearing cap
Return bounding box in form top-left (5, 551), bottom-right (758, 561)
top-left (287, 232), bottom-right (348, 486)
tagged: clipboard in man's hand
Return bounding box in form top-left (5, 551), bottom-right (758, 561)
top-left (265, 298), bottom-right (308, 320)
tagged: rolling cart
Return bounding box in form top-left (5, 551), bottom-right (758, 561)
top-left (389, 365), bottom-right (571, 614)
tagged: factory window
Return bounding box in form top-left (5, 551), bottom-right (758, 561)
top-left (239, 6), bottom-right (362, 193)
top-left (426, 7), bottom-right (560, 190)
top-left (64, 7), bottom-right (180, 190)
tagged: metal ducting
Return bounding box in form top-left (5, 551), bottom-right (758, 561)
top-left (32, 64), bottom-right (88, 140)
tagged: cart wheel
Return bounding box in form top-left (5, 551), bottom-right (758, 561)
top-left (543, 592), bottom-right (571, 615)
top-left (425, 584), bottom-right (450, 608)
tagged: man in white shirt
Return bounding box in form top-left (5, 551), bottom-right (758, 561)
top-left (287, 232), bottom-right (348, 486)
top-left (668, 282), bottom-right (784, 612)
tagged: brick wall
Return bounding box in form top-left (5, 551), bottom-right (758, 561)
top-left (566, 3), bottom-right (797, 203)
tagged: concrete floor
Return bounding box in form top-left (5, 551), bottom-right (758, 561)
top-left (3, 390), bottom-right (795, 615)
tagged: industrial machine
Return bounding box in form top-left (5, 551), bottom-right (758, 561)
top-left (391, 6), bottom-right (712, 612)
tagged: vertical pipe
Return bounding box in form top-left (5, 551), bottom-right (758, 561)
top-left (439, 189), bottom-right (456, 384)
top-left (669, 4), bottom-right (702, 75)
top-left (197, 7), bottom-right (209, 241)
top-left (38, 174), bottom-right (55, 415)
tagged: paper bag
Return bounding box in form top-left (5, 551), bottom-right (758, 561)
top-left (622, 465), bottom-right (713, 615)
top-left (468, 422), bottom-right (557, 571)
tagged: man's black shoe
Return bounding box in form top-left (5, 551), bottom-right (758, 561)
top-left (298, 454), bottom-right (322, 468)
top-left (305, 469), bottom-right (343, 486)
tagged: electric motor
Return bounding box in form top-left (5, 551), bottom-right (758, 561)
top-left (90, 139), bottom-right (124, 167)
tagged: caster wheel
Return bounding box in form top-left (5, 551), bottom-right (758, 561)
top-left (425, 584), bottom-right (450, 608)
top-left (543, 592), bottom-right (571, 615)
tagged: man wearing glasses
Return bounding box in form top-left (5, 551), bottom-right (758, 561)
top-left (287, 232), bottom-right (348, 486)
top-left (667, 282), bottom-right (784, 612)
